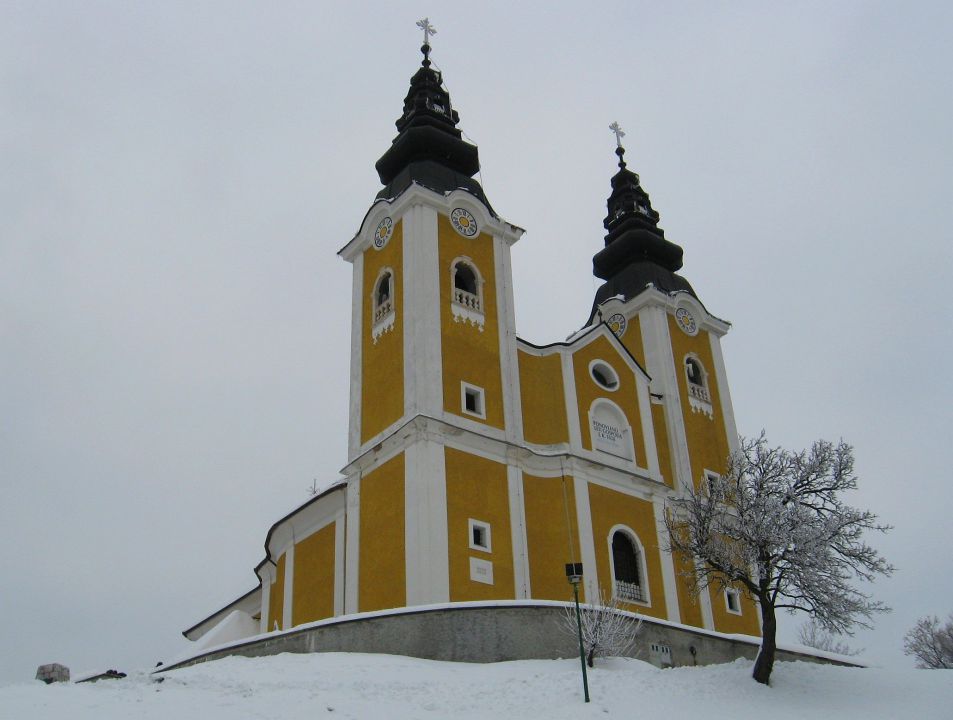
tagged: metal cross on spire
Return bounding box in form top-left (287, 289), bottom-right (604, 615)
top-left (417, 18), bottom-right (437, 46)
top-left (609, 121), bottom-right (626, 148)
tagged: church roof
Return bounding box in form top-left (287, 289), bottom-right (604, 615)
top-left (374, 37), bottom-right (493, 212)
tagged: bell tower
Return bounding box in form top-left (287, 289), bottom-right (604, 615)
top-left (337, 25), bottom-right (524, 612)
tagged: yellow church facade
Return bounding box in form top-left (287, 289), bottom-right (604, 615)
top-left (184, 39), bottom-right (761, 647)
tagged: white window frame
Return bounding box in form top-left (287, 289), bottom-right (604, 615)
top-left (468, 518), bottom-right (492, 553)
top-left (370, 266), bottom-right (396, 343)
top-left (588, 359), bottom-right (620, 392)
top-left (449, 256), bottom-right (485, 331)
top-left (683, 352), bottom-right (713, 417)
top-left (460, 382), bottom-right (486, 420)
top-left (725, 587), bottom-right (742, 615)
top-left (607, 524), bottom-right (651, 607)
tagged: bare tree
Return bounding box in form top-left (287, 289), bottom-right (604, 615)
top-left (665, 434), bottom-right (893, 685)
top-left (797, 619), bottom-right (862, 656)
top-left (559, 590), bottom-right (643, 667)
top-left (904, 615), bottom-right (953, 669)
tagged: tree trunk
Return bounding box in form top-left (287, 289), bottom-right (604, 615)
top-left (753, 598), bottom-right (777, 685)
top-left (587, 647), bottom-right (595, 668)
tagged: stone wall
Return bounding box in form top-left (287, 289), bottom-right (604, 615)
top-left (159, 603), bottom-right (860, 674)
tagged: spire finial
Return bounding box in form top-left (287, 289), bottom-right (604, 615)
top-left (609, 121), bottom-right (627, 169)
top-left (416, 18), bottom-right (437, 67)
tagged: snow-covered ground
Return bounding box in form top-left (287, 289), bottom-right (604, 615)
top-left (3, 652), bottom-right (950, 719)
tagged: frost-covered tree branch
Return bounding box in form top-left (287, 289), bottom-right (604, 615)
top-left (904, 615), bottom-right (953, 669)
top-left (664, 433), bottom-right (893, 685)
top-left (558, 590), bottom-right (642, 667)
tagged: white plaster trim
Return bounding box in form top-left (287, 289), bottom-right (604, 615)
top-left (282, 543), bottom-right (295, 630)
top-left (561, 352), bottom-right (583, 451)
top-left (258, 571), bottom-right (272, 634)
top-left (449, 255), bottom-right (485, 331)
top-left (334, 513), bottom-right (345, 616)
top-left (699, 563), bottom-right (716, 630)
top-left (347, 253), bottom-right (364, 460)
top-left (605, 523), bottom-right (651, 608)
top-left (370, 265), bottom-right (396, 343)
top-left (725, 587), bottom-right (743, 615)
top-left (709, 331), bottom-right (740, 455)
top-left (495, 234), bottom-right (524, 445)
top-left (507, 465), bottom-right (531, 599)
top-left (572, 475), bottom-right (599, 605)
top-left (402, 203), bottom-right (443, 418)
top-left (468, 518), bottom-right (492, 553)
top-left (588, 358), bottom-right (621, 391)
top-left (344, 475), bottom-right (361, 614)
top-left (637, 373), bottom-right (662, 479)
top-left (653, 499), bottom-right (681, 623)
top-left (639, 305), bottom-right (694, 496)
top-left (683, 352), bottom-right (714, 419)
top-left (404, 441), bottom-right (450, 605)
top-left (460, 381), bottom-right (486, 420)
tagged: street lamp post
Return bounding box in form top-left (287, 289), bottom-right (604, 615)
top-left (565, 562), bottom-right (590, 703)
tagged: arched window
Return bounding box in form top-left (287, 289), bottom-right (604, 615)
top-left (611, 529), bottom-right (646, 603)
top-left (371, 268), bottom-right (396, 343)
top-left (450, 257), bottom-right (485, 330)
top-left (684, 353), bottom-right (712, 417)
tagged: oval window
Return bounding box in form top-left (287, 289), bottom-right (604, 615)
top-left (589, 360), bottom-right (619, 390)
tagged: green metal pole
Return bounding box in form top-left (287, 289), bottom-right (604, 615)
top-left (572, 581), bottom-right (590, 703)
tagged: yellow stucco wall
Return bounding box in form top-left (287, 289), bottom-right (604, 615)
top-left (444, 448), bottom-right (515, 601)
top-left (672, 548), bottom-right (704, 628)
top-left (517, 349), bottom-right (568, 445)
top-left (361, 220), bottom-right (404, 443)
top-left (267, 553), bottom-right (285, 631)
top-left (522, 473), bottom-right (582, 603)
top-left (707, 584), bottom-right (762, 636)
top-left (587, 482), bottom-right (667, 620)
top-left (438, 215), bottom-right (505, 429)
top-left (292, 522), bottom-right (336, 626)
top-left (359, 453), bottom-right (406, 612)
top-left (572, 334), bottom-right (647, 465)
top-left (668, 318), bottom-right (732, 491)
top-left (651, 403), bottom-right (675, 489)
top-left (618, 314), bottom-right (644, 368)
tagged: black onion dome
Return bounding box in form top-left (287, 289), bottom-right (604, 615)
top-left (588, 141), bottom-right (697, 323)
top-left (374, 44), bottom-right (491, 211)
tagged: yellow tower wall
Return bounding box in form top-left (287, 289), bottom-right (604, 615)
top-left (361, 220), bottom-right (405, 443)
top-left (522, 473), bottom-right (582, 603)
top-left (292, 522), bottom-right (336, 626)
top-left (359, 453), bottom-right (406, 612)
top-left (517, 350), bottom-right (569, 445)
top-left (444, 448), bottom-right (515, 601)
top-left (437, 215), bottom-right (505, 429)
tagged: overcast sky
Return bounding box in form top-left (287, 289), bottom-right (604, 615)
top-left (2, 1), bottom-right (951, 682)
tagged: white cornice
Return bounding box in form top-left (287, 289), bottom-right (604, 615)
top-left (338, 184), bottom-right (525, 263)
top-left (596, 287), bottom-right (731, 337)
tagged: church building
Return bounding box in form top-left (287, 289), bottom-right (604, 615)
top-left (184, 31), bottom-right (762, 649)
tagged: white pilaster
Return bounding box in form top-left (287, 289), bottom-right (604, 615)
top-left (333, 513), bottom-right (345, 616)
top-left (402, 204), bottom-right (443, 418)
top-left (699, 569), bottom-right (716, 630)
top-left (495, 235), bottom-right (524, 443)
top-left (347, 253), bottom-right (364, 460)
top-left (639, 306), bottom-right (694, 494)
top-left (637, 377), bottom-right (661, 478)
top-left (344, 475), bottom-right (361, 614)
top-left (561, 353), bottom-right (583, 451)
top-left (708, 331), bottom-right (740, 455)
top-left (572, 474), bottom-right (599, 604)
top-left (652, 499), bottom-right (681, 623)
top-left (405, 439), bottom-right (450, 605)
top-left (258, 565), bottom-right (273, 634)
top-left (507, 465), bottom-right (531, 598)
top-left (282, 543), bottom-right (295, 629)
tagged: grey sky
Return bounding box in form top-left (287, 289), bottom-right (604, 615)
top-left (2, 2), bottom-right (950, 681)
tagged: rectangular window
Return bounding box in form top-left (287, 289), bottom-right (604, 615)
top-left (725, 588), bottom-right (742, 615)
top-left (461, 382), bottom-right (486, 419)
top-left (468, 518), bottom-right (491, 552)
top-left (705, 470), bottom-right (720, 496)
